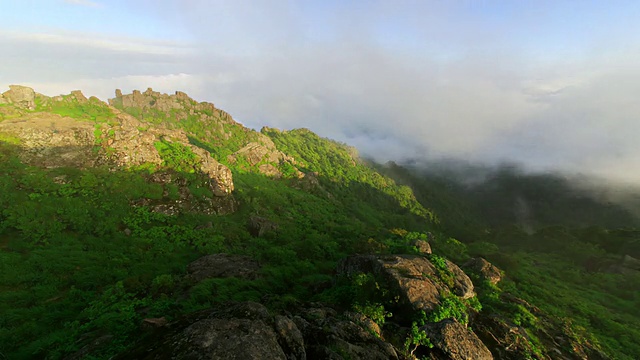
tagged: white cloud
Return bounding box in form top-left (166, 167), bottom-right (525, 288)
top-left (3, 1), bottom-right (640, 183)
top-left (2, 31), bottom-right (192, 56)
top-left (63, 0), bottom-right (102, 8)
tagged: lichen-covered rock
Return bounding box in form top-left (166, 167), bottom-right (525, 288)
top-left (192, 146), bottom-right (234, 196)
top-left (338, 255), bottom-right (452, 320)
top-left (464, 257), bottom-right (502, 285)
top-left (446, 260), bottom-right (476, 299)
top-left (117, 302), bottom-right (402, 360)
top-left (421, 318), bottom-right (493, 360)
top-left (187, 253), bottom-right (261, 282)
top-left (2, 85), bottom-right (36, 109)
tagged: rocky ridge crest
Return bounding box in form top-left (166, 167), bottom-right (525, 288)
top-left (0, 86), bottom-right (235, 214)
top-left (109, 88), bottom-right (301, 178)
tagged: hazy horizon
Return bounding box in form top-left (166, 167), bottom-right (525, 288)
top-left (3, 1), bottom-right (640, 182)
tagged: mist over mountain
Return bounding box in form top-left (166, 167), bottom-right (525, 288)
top-left (382, 158), bottom-right (640, 240)
top-left (3, 1), bottom-right (640, 359)
top-left (3, 1), bottom-right (640, 182)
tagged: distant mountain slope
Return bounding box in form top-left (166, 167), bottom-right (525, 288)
top-left (381, 161), bottom-right (640, 359)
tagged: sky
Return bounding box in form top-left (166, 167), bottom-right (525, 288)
top-left (2, 0), bottom-right (640, 182)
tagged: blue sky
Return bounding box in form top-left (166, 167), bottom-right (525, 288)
top-left (2, 0), bottom-right (640, 182)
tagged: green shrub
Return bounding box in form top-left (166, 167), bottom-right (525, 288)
top-left (154, 139), bottom-right (200, 173)
top-left (427, 293), bottom-right (469, 324)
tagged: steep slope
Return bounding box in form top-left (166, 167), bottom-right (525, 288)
top-left (0, 85), bottom-right (626, 359)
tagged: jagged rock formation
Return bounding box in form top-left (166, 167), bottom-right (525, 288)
top-left (109, 88), bottom-right (300, 178)
top-left (1, 85), bottom-right (36, 109)
top-left (337, 253), bottom-right (488, 359)
top-left (0, 86), bottom-right (235, 214)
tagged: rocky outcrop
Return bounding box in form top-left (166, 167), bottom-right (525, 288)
top-left (412, 240), bottom-right (432, 255)
top-left (230, 142), bottom-right (278, 167)
top-left (227, 138), bottom-right (300, 177)
top-left (2, 85), bottom-right (36, 109)
top-left (464, 257), bottom-right (502, 285)
top-left (446, 259), bottom-right (476, 299)
top-left (109, 88), bottom-right (235, 134)
top-left (274, 315), bottom-right (306, 360)
top-left (111, 88), bottom-right (218, 117)
top-left (421, 318), bottom-right (493, 360)
top-left (0, 112), bottom-right (97, 168)
top-left (248, 216), bottom-right (279, 237)
top-left (109, 88), bottom-right (301, 177)
top-left (337, 255), bottom-right (475, 321)
top-left (117, 302), bottom-right (401, 360)
top-left (97, 110), bottom-right (234, 196)
top-left (336, 254), bottom-right (492, 358)
top-left (291, 171), bottom-right (332, 198)
top-left (472, 293), bottom-right (611, 360)
top-left (121, 302), bottom-right (287, 359)
top-left (187, 253), bottom-right (261, 282)
top-left (472, 314), bottom-right (537, 360)
top-left (0, 86), bottom-right (236, 214)
top-left (294, 304), bottom-right (400, 360)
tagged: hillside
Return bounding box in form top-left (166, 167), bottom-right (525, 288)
top-left (0, 85), bottom-right (637, 359)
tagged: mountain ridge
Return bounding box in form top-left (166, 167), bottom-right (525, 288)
top-left (0, 85), bottom-right (638, 359)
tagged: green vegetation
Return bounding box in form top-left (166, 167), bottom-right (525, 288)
top-left (1, 90), bottom-right (639, 359)
top-left (0, 135), bottom-right (435, 358)
top-left (263, 128), bottom-right (436, 225)
top-left (111, 97), bottom-right (260, 164)
top-left (404, 320), bottom-right (434, 356)
top-left (426, 293), bottom-right (469, 324)
top-left (154, 138), bottom-right (200, 173)
top-left (36, 95), bottom-right (116, 122)
top-left (0, 132), bottom-right (21, 145)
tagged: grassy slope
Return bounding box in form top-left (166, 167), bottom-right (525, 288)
top-left (2, 94), bottom-right (638, 359)
top-left (0, 98), bottom-right (438, 358)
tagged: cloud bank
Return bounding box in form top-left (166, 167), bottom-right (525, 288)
top-left (3, 1), bottom-right (640, 182)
